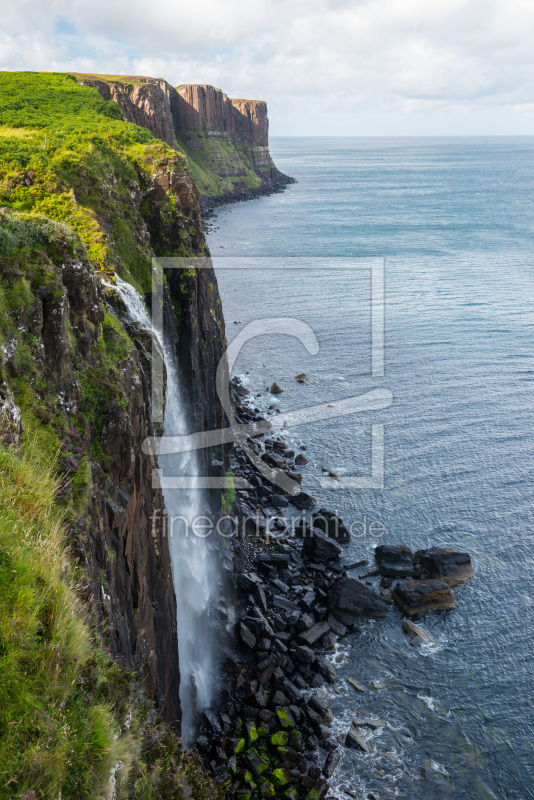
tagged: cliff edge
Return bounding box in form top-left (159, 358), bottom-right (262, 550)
top-left (75, 74), bottom-right (294, 206)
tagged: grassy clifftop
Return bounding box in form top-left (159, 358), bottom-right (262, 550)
top-left (0, 72), bottom-right (206, 291)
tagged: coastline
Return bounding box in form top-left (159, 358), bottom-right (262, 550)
top-left (199, 172), bottom-right (297, 221)
top-left (194, 375), bottom-right (474, 798)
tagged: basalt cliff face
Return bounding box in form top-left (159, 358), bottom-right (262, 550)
top-left (77, 74), bottom-right (293, 202)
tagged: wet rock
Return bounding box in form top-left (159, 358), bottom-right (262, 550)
top-left (293, 644), bottom-right (316, 664)
top-left (314, 655), bottom-right (338, 684)
top-left (375, 544), bottom-right (414, 578)
top-left (259, 709), bottom-right (275, 725)
top-left (283, 678), bottom-right (303, 705)
top-left (256, 553), bottom-right (291, 568)
top-left (271, 689), bottom-right (289, 707)
top-left (243, 747), bottom-right (270, 776)
top-left (298, 620), bottom-right (331, 647)
top-left (290, 491), bottom-right (317, 510)
top-left (257, 657), bottom-right (277, 685)
top-left (308, 694), bottom-right (332, 722)
top-left (202, 710), bottom-right (222, 735)
top-left (329, 577), bottom-right (390, 618)
top-left (275, 596), bottom-right (301, 615)
top-left (270, 382), bottom-right (284, 394)
top-left (239, 622), bottom-right (257, 649)
top-left (302, 531), bottom-right (342, 563)
top-left (352, 717), bottom-right (384, 729)
top-left (391, 579), bottom-right (457, 615)
top-left (312, 508), bottom-right (351, 543)
top-left (270, 493), bottom-right (290, 508)
top-left (402, 618), bottom-right (434, 646)
top-left (272, 577), bottom-right (289, 593)
top-left (295, 373), bottom-right (308, 383)
top-left (322, 632), bottom-right (337, 649)
top-left (323, 748), bottom-right (341, 778)
top-left (327, 613), bottom-right (347, 637)
top-left (345, 728), bottom-right (371, 753)
top-left (347, 677), bottom-right (367, 693)
top-left (413, 546), bottom-right (474, 586)
top-left (261, 451), bottom-right (288, 470)
top-left (271, 766), bottom-right (291, 788)
top-left (238, 572), bottom-right (269, 612)
top-left (295, 453), bottom-right (309, 465)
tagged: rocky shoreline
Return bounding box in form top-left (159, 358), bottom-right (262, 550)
top-left (193, 377), bottom-right (474, 799)
top-left (200, 173), bottom-right (297, 220)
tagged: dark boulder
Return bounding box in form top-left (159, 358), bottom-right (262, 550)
top-left (270, 493), bottom-right (289, 508)
top-left (239, 622), bottom-right (257, 650)
top-left (301, 531), bottom-right (342, 563)
top-left (345, 728), bottom-right (370, 752)
top-left (375, 544), bottom-right (414, 578)
top-left (391, 578), bottom-right (457, 615)
top-left (329, 577), bottom-right (390, 618)
top-left (314, 655), bottom-right (338, 684)
top-left (323, 748), bottom-right (341, 778)
top-left (312, 508), bottom-right (351, 543)
top-left (290, 491), bottom-right (317, 510)
top-left (413, 546), bottom-right (474, 586)
top-left (297, 621), bottom-right (331, 647)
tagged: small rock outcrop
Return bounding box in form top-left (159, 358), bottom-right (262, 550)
top-left (413, 546), bottom-right (474, 586)
top-left (301, 531), bottom-right (342, 563)
top-left (392, 579), bottom-right (457, 615)
top-left (402, 619), bottom-right (434, 646)
top-left (329, 576), bottom-right (390, 620)
top-left (375, 544), bottom-right (414, 578)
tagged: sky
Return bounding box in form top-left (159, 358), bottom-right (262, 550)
top-left (1, 0), bottom-right (533, 136)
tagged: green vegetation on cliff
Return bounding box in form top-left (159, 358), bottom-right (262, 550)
top-left (0, 72), bottom-right (206, 292)
top-left (0, 428), bottom-right (221, 799)
top-left (0, 72), bottom-right (220, 799)
top-left (176, 132), bottom-right (264, 196)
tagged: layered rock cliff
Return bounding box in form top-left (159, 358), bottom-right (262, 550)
top-left (76, 74), bottom-right (293, 203)
top-left (75, 74), bottom-right (178, 146)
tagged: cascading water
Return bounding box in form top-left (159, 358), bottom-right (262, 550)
top-left (112, 275), bottom-right (221, 742)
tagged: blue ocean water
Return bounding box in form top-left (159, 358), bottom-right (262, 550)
top-left (207, 137), bottom-right (534, 800)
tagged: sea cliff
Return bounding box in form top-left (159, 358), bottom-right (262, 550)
top-left (0, 71), bottom-right (226, 797)
top-left (75, 74), bottom-right (293, 204)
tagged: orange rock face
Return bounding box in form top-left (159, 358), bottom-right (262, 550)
top-left (176, 85), bottom-right (269, 146)
top-left (176, 84), bottom-right (236, 135)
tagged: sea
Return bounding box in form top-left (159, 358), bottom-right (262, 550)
top-left (206, 137), bottom-right (534, 800)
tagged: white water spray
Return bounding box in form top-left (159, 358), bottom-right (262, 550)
top-left (112, 275), bottom-right (221, 742)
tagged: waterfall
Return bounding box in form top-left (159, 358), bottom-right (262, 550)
top-left (112, 275), bottom-right (220, 742)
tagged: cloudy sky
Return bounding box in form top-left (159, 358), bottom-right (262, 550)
top-left (1, 0), bottom-right (533, 135)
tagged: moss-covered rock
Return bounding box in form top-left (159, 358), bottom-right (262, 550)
top-left (276, 707), bottom-right (296, 729)
top-left (270, 768), bottom-right (290, 789)
top-left (270, 730), bottom-right (289, 746)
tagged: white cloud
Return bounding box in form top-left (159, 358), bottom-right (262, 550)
top-left (0, 0), bottom-right (533, 134)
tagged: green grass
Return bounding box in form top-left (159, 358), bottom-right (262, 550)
top-left (0, 431), bottom-right (222, 799)
top-left (176, 132), bottom-right (265, 196)
top-left (0, 433), bottom-right (131, 797)
top-left (0, 72), bottom-right (203, 293)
